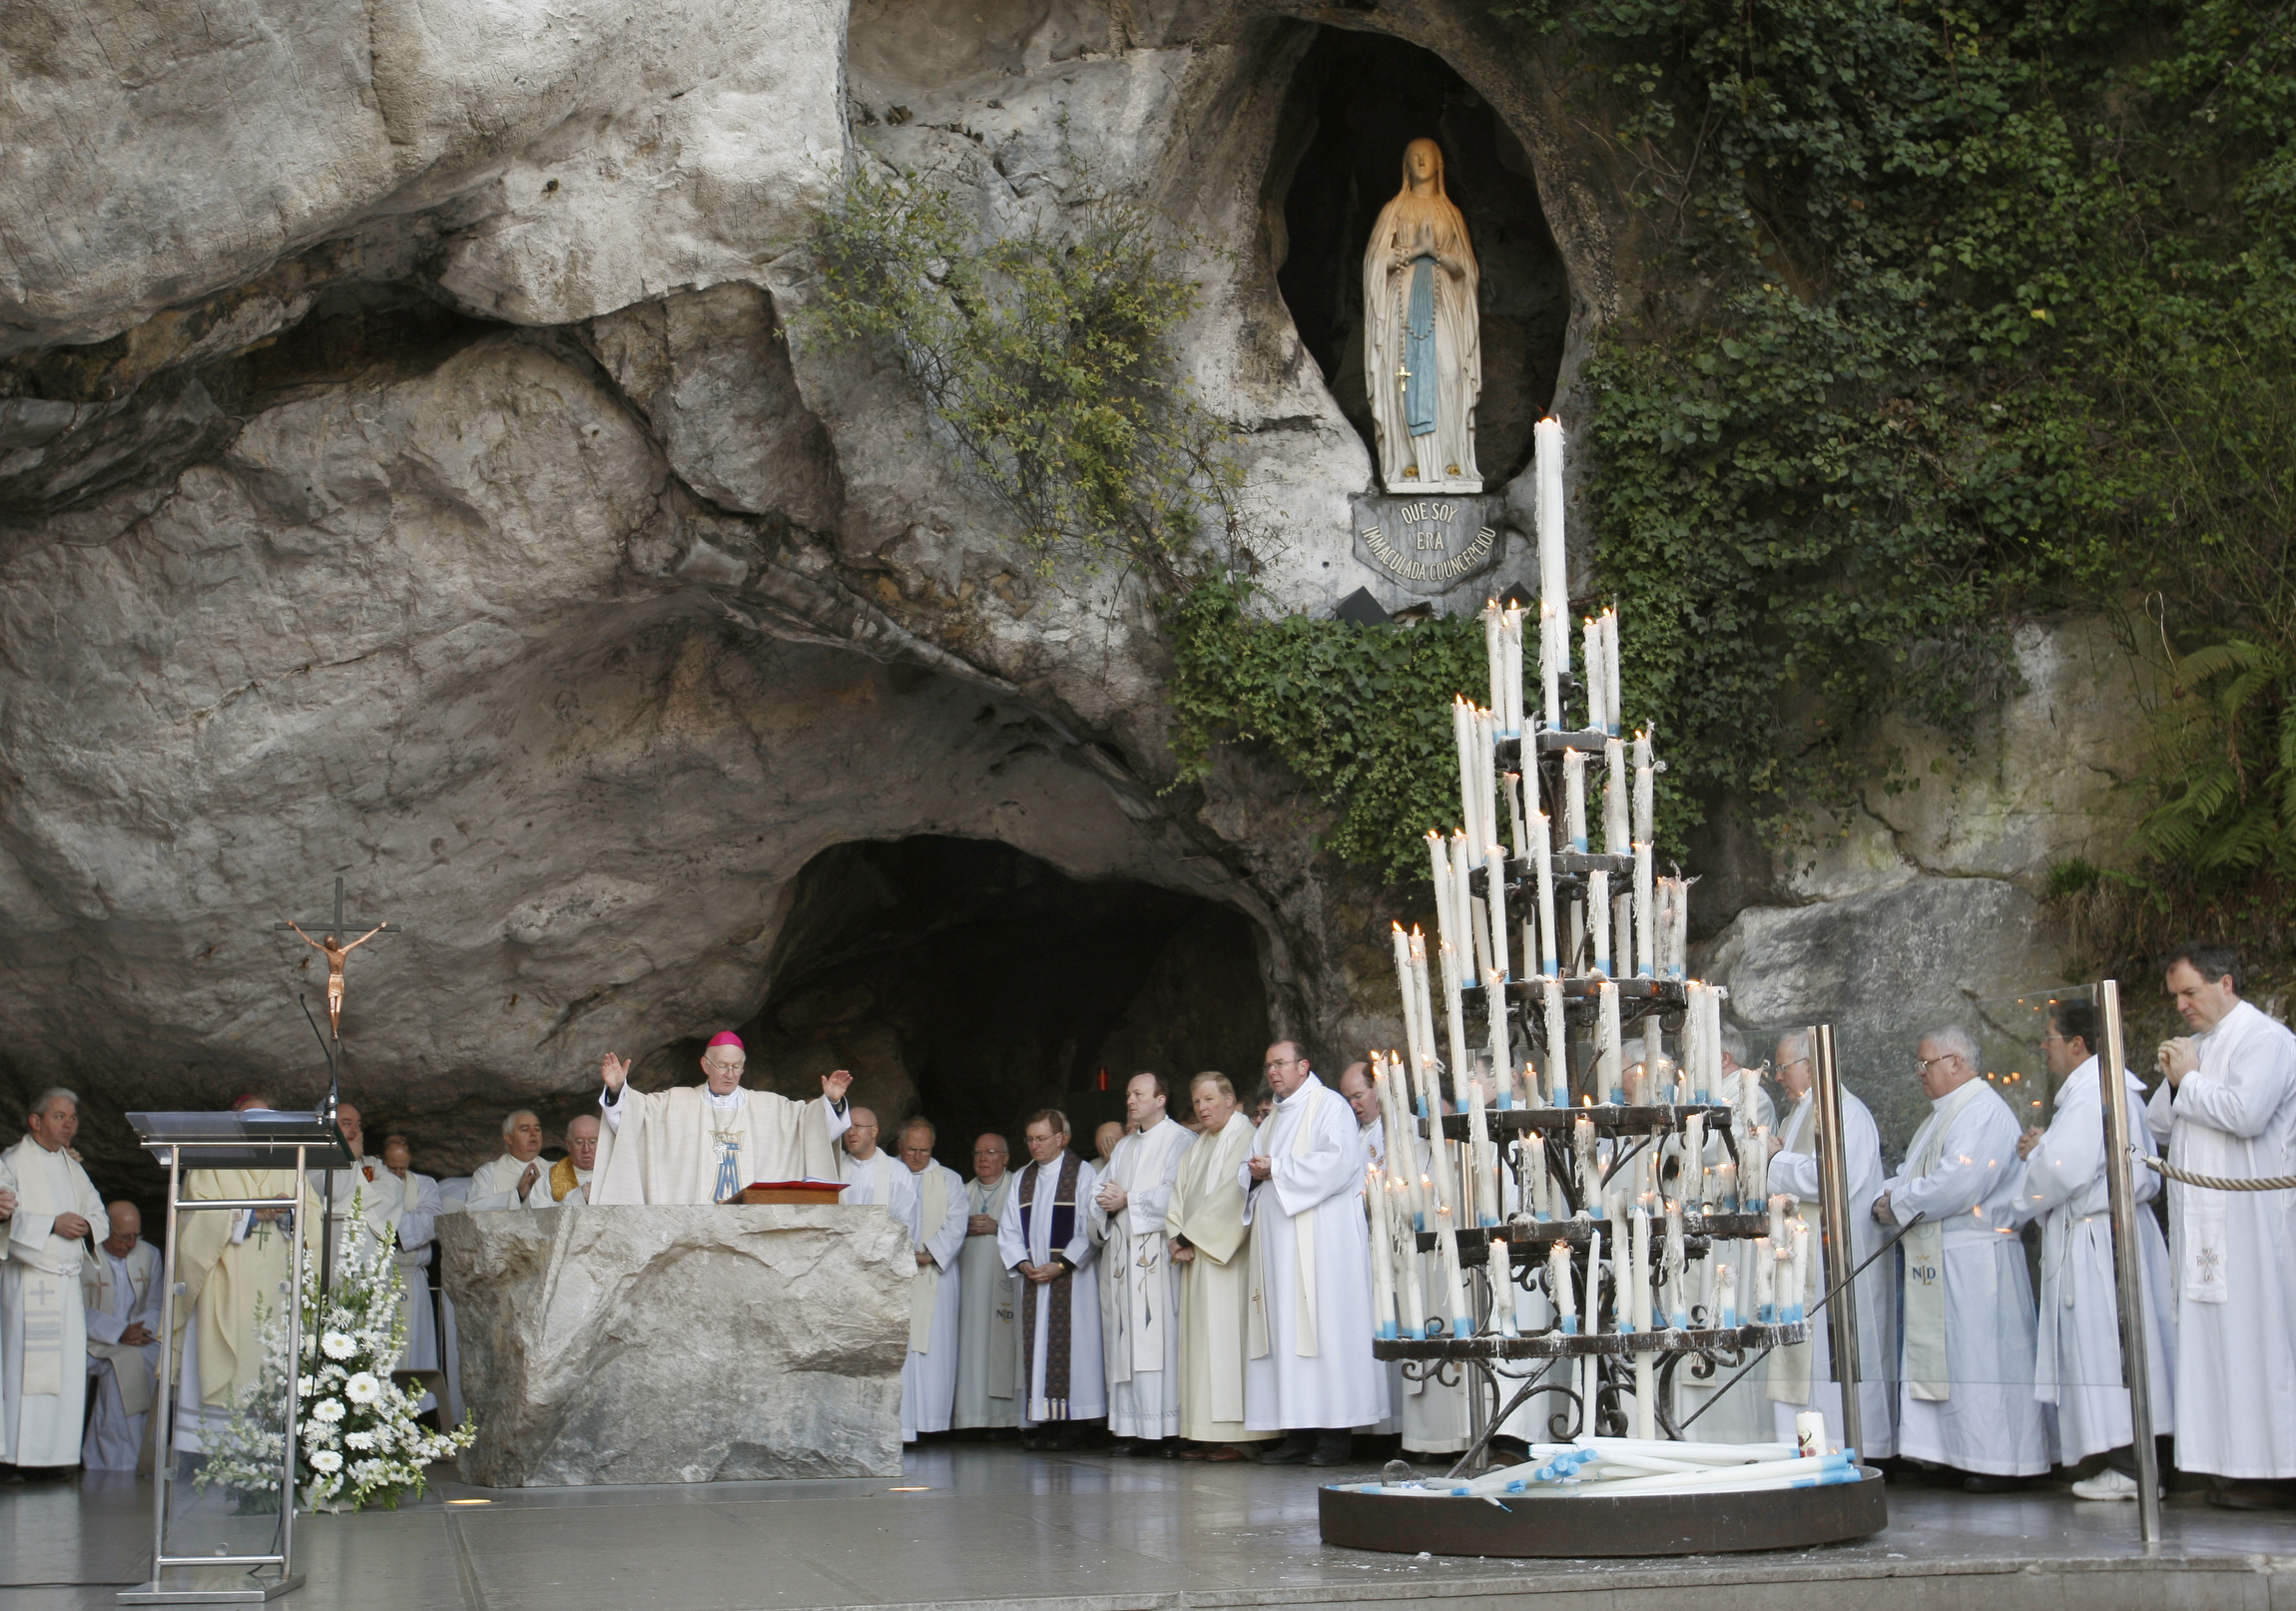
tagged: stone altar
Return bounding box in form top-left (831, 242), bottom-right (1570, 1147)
top-left (438, 1203), bottom-right (911, 1486)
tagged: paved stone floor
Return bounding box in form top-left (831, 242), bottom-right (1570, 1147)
top-left (4, 1447), bottom-right (2291, 1611)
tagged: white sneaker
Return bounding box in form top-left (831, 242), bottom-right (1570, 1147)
top-left (2070, 1469), bottom-right (2146, 1501)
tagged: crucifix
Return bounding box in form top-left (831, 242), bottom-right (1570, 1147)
top-left (275, 877), bottom-right (401, 1042)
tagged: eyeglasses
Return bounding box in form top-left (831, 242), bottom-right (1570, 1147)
top-left (1913, 1054), bottom-right (1957, 1075)
top-left (1263, 1057), bottom-right (1303, 1072)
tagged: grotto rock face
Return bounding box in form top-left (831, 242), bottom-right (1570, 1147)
top-left (0, 0), bottom-right (2146, 1190)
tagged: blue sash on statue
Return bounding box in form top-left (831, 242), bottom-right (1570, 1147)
top-left (1405, 256), bottom-right (1438, 437)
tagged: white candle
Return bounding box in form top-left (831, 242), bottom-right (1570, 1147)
top-left (1452, 699), bottom-right (1477, 849)
top-left (1538, 601), bottom-right (1561, 731)
top-left (1788, 1218), bottom-right (1810, 1325)
top-left (1473, 706), bottom-right (1500, 855)
top-left (1449, 830), bottom-right (1479, 987)
top-left (1574, 1112), bottom-right (1599, 1217)
top-left (1436, 1211), bottom-right (1472, 1336)
top-left (1586, 1225), bottom-right (1605, 1335)
top-left (1544, 979), bottom-right (1569, 1107)
top-left (1588, 869), bottom-right (1612, 977)
top-left (1377, 1054), bottom-right (1423, 1231)
top-left (1581, 616), bottom-right (1604, 735)
top-left (1483, 970), bottom-right (1513, 1117)
top-left (1489, 1236), bottom-right (1518, 1336)
top-left (1754, 1237), bottom-right (1775, 1322)
top-left (1669, 879), bottom-right (1690, 979)
top-left (1563, 748), bottom-right (1588, 853)
top-left (1427, 830), bottom-right (1455, 965)
top-left (1715, 1158), bottom-right (1738, 1214)
top-left (1437, 941), bottom-right (1471, 1115)
top-left (1482, 602), bottom-right (1505, 725)
top-left (1602, 608), bottom-right (1622, 734)
top-left (1503, 772), bottom-right (1526, 859)
top-left (1502, 605), bottom-right (1526, 742)
top-left (1684, 1114), bottom-right (1706, 1205)
top-left (1524, 1116), bottom-right (1550, 1217)
top-left (1466, 891), bottom-right (1493, 987)
top-left (1768, 1192), bottom-right (1790, 1251)
top-left (1485, 842), bottom-right (1511, 982)
top-left (1716, 1258), bottom-right (1738, 1327)
top-left (1599, 979), bottom-right (1624, 1105)
top-left (1633, 1352), bottom-right (1657, 1443)
top-left (1536, 417), bottom-right (1567, 641)
top-left (1531, 812), bottom-right (1560, 975)
top-left (1796, 1409), bottom-right (1827, 1457)
top-left (1408, 928), bottom-right (1438, 1098)
top-left (1368, 1165), bottom-right (1399, 1339)
top-left (1633, 840), bottom-right (1655, 979)
top-left (1633, 729), bottom-right (1654, 838)
top-left (1468, 1078), bottom-right (1500, 1228)
top-left (1396, 1176), bottom-right (1430, 1336)
top-left (1664, 1198), bottom-right (1688, 1328)
top-left (1747, 1124), bottom-right (1770, 1207)
top-left (1604, 734), bottom-right (1629, 854)
top-left (1549, 1236), bottom-right (1576, 1334)
top-left (1628, 1201), bottom-right (1652, 1333)
top-left (1394, 924), bottom-right (1427, 1093)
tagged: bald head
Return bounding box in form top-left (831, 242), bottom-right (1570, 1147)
top-left (102, 1201), bottom-right (142, 1258)
top-left (971, 1133), bottom-right (1009, 1185)
top-left (334, 1102), bottom-right (365, 1159)
top-left (846, 1106), bottom-right (880, 1161)
top-left (566, 1113), bottom-right (600, 1171)
top-left (1337, 1062), bottom-right (1378, 1129)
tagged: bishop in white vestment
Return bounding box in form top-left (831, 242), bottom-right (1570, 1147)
top-left (953, 1135), bottom-right (1020, 1430)
top-left (1165, 1075), bottom-right (1275, 1450)
top-left (896, 1122), bottom-right (967, 1441)
top-left (996, 1112), bottom-right (1104, 1440)
top-left (1240, 1047), bottom-right (1387, 1462)
top-left (2147, 952), bottom-right (2296, 1488)
top-left (82, 1202), bottom-right (163, 1470)
top-left (593, 1034), bottom-right (853, 1204)
top-left (0, 1090), bottom-right (109, 1467)
top-left (1765, 1033), bottom-right (1898, 1456)
top-left (2010, 1005), bottom-right (2175, 1484)
top-left (1877, 1029), bottom-right (2050, 1480)
top-left (1090, 1076), bottom-right (1194, 1447)
top-left (466, 1110), bottom-right (552, 1212)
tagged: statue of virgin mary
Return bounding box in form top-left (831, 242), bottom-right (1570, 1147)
top-left (1362, 138), bottom-right (1482, 493)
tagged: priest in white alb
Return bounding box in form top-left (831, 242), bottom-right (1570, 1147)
top-left (593, 1033), bottom-right (853, 1203)
top-left (0, 1090), bottom-right (108, 1469)
top-left (466, 1111), bottom-right (551, 1211)
top-left (2011, 995), bottom-right (2175, 1500)
top-left (997, 1110), bottom-right (1103, 1449)
top-left (82, 1201), bottom-right (163, 1470)
top-left (173, 1095), bottom-right (323, 1459)
top-left (378, 1135), bottom-right (444, 1380)
top-left (1165, 1073), bottom-right (1274, 1457)
top-left (953, 1134), bottom-right (1020, 1432)
top-left (308, 1102), bottom-right (401, 1263)
top-left (1875, 1026), bottom-right (2051, 1486)
top-left (2147, 944), bottom-right (2296, 1508)
top-left (1090, 1073), bottom-right (1193, 1453)
top-left (1765, 1030), bottom-right (1897, 1456)
top-left (840, 1107), bottom-right (915, 1219)
top-left (897, 1120), bottom-right (966, 1443)
top-left (1240, 1042), bottom-right (1387, 1465)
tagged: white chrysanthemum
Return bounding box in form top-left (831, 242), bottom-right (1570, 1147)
top-left (320, 1332), bottom-right (355, 1360)
top-left (310, 1396), bottom-right (346, 1423)
top-left (297, 1375), bottom-right (316, 1396)
top-left (308, 1449), bottom-right (343, 1473)
top-left (343, 1371), bottom-right (382, 1405)
top-left (343, 1430), bottom-right (375, 1451)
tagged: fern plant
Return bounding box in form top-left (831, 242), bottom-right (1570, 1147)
top-left (2139, 639), bottom-right (2296, 878)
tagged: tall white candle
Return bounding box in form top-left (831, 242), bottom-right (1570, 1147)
top-left (1449, 831), bottom-right (1480, 990)
top-left (1524, 1116), bottom-right (1550, 1216)
top-left (1436, 1211), bottom-right (1472, 1336)
top-left (1602, 607), bottom-right (1622, 734)
top-left (1466, 892), bottom-right (1493, 988)
top-left (1388, 1057), bottom-right (1430, 1231)
top-left (1483, 970), bottom-right (1513, 1114)
top-left (1787, 1218), bottom-right (1810, 1325)
top-left (1484, 843), bottom-right (1512, 982)
top-left (1452, 699), bottom-right (1477, 849)
top-left (1535, 419), bottom-right (1567, 650)
top-left (1413, 1051), bottom-right (1457, 1220)
top-left (1633, 729), bottom-right (1654, 837)
top-left (1599, 979), bottom-right (1624, 1105)
top-left (1716, 1257), bottom-right (1739, 1328)
top-left (1628, 1201), bottom-right (1652, 1333)
top-left (1663, 1197), bottom-right (1688, 1328)
top-left (1538, 600), bottom-right (1561, 730)
top-left (1396, 924), bottom-right (1430, 1091)
top-left (1670, 879), bottom-right (1690, 980)
top-left (1587, 1225), bottom-right (1605, 1335)
top-left (1603, 734), bottom-right (1629, 854)
top-left (1427, 830), bottom-right (1455, 964)
top-left (1573, 1111), bottom-right (1599, 1217)
top-left (1531, 812), bottom-right (1560, 975)
top-left (1503, 772), bottom-right (1526, 859)
top-left (1488, 1236), bottom-right (1518, 1336)
top-left (1683, 1113), bottom-right (1706, 1205)
top-left (1581, 616), bottom-right (1604, 732)
top-left (1747, 1124), bottom-right (1770, 1207)
top-left (1438, 941), bottom-right (1472, 1111)
top-left (1587, 868), bottom-right (1612, 977)
top-left (1634, 840), bottom-right (1655, 979)
top-left (1408, 927), bottom-right (1437, 1090)
top-left (1563, 749), bottom-right (1588, 853)
top-left (1368, 1165), bottom-right (1399, 1339)
top-left (1544, 978), bottom-right (1568, 1107)
top-left (1396, 1175), bottom-right (1430, 1336)
top-left (1754, 1235), bottom-right (1775, 1323)
top-left (1482, 602), bottom-right (1505, 725)
top-left (1549, 1236), bottom-right (1576, 1334)
top-left (1501, 605), bottom-right (1526, 742)
top-left (1468, 1077), bottom-right (1501, 1227)
top-left (1473, 706), bottom-right (1500, 855)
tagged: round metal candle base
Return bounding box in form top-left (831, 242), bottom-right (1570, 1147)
top-left (1317, 1467), bottom-right (1887, 1558)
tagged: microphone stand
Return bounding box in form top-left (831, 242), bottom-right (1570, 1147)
top-left (299, 994), bottom-right (342, 1308)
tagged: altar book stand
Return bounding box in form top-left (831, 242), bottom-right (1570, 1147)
top-left (120, 1110), bottom-right (352, 1605)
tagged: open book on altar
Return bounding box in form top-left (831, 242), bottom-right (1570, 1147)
top-left (728, 1178), bottom-right (851, 1205)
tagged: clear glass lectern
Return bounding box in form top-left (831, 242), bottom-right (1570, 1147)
top-left (118, 1109), bottom-right (351, 1605)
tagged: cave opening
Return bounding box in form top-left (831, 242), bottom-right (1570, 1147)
top-left (710, 837), bottom-right (1272, 1170)
top-left (1272, 27), bottom-right (1569, 484)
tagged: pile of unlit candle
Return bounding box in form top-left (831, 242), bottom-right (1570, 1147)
top-left (1334, 1436), bottom-right (1859, 1500)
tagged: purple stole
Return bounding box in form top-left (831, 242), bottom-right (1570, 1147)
top-left (1017, 1151), bottom-right (1083, 1417)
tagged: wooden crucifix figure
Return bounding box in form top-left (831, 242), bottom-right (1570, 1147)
top-left (276, 877), bottom-right (399, 1040)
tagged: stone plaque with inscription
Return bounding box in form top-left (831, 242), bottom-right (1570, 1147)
top-left (1352, 493), bottom-right (1508, 597)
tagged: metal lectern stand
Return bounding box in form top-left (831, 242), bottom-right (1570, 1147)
top-left (120, 1109), bottom-right (351, 1605)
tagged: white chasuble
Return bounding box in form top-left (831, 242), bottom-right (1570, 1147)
top-left (593, 1084), bottom-right (851, 1205)
top-left (2146, 999), bottom-right (2296, 1477)
top-left (1090, 1116), bottom-right (1193, 1439)
top-left (1881, 1078), bottom-right (2050, 1476)
top-left (1165, 1110), bottom-right (1273, 1442)
top-left (899, 1161), bottom-right (967, 1439)
top-left (1238, 1075), bottom-right (1386, 1431)
top-left (1764, 1086), bottom-right (1899, 1457)
top-left (0, 1137), bottom-right (107, 1464)
top-left (2011, 1056), bottom-right (2176, 1461)
top-left (996, 1154), bottom-right (1104, 1423)
top-left (953, 1174), bottom-right (1020, 1428)
top-left (82, 1240), bottom-right (164, 1469)
top-left (172, 1169), bottom-right (320, 1454)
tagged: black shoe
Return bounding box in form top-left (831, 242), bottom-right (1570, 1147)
top-left (1962, 1473), bottom-right (2026, 1493)
top-left (1052, 1424), bottom-right (1089, 1450)
top-left (1108, 1439), bottom-right (1138, 1457)
top-left (1257, 1434), bottom-right (1317, 1464)
top-left (1309, 1433), bottom-right (1354, 1466)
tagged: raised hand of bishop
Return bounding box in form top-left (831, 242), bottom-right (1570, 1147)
top-left (602, 1052), bottom-right (632, 1093)
top-left (823, 1068), bottom-right (854, 1105)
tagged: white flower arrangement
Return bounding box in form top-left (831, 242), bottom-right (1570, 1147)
top-left (196, 1186), bottom-right (475, 1512)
